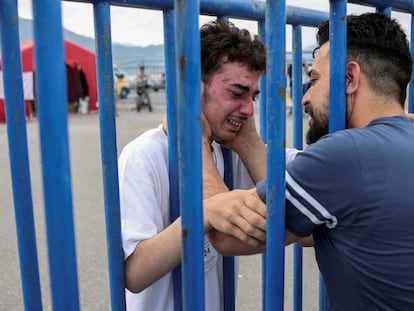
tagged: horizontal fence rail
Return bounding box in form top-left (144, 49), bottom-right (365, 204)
top-left (1, 0), bottom-right (414, 310)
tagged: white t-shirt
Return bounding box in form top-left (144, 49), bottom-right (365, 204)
top-left (118, 125), bottom-right (299, 311)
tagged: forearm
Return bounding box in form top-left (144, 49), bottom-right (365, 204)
top-left (203, 141), bottom-right (267, 255)
top-left (208, 230), bottom-right (265, 256)
top-left (229, 132), bottom-right (267, 183)
top-left (125, 218), bottom-right (182, 293)
top-left (203, 141), bottom-right (228, 199)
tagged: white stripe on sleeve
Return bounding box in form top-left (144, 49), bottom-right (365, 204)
top-left (286, 171), bottom-right (338, 229)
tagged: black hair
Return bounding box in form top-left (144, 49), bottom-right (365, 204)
top-left (317, 13), bottom-right (412, 106)
top-left (200, 20), bottom-right (266, 84)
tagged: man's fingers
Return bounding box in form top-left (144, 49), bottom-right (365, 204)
top-left (244, 192), bottom-right (267, 217)
top-left (204, 189), bottom-right (267, 245)
top-left (227, 225), bottom-right (266, 248)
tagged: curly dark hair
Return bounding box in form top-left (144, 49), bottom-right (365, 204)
top-left (200, 20), bottom-right (266, 84)
top-left (316, 13), bottom-right (412, 106)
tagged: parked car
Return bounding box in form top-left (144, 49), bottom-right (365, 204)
top-left (113, 65), bottom-right (130, 99)
top-left (147, 73), bottom-right (165, 92)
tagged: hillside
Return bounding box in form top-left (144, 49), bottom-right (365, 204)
top-left (11, 18), bottom-right (164, 66)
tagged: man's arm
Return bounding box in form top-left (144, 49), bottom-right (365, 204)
top-left (255, 180), bottom-right (314, 247)
top-left (202, 134), bottom-right (267, 255)
top-left (219, 116), bottom-right (267, 183)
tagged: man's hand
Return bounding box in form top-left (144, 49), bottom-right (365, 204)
top-left (407, 113), bottom-right (414, 122)
top-left (203, 188), bottom-right (266, 248)
top-left (218, 115), bottom-right (259, 153)
top-left (220, 115), bottom-right (267, 183)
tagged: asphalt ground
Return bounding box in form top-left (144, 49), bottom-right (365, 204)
top-left (0, 90), bottom-right (319, 310)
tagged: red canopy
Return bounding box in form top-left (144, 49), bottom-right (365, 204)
top-left (0, 40), bottom-right (98, 122)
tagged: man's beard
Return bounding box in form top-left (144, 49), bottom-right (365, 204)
top-left (306, 117), bottom-right (329, 145)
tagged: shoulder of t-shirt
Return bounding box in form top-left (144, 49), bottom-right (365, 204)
top-left (292, 130), bottom-right (357, 166)
top-left (120, 125), bottom-right (167, 158)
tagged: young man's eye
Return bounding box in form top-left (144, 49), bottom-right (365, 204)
top-left (230, 90), bottom-right (243, 97)
top-left (252, 94), bottom-right (259, 102)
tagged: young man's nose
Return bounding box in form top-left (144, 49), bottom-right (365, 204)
top-left (239, 99), bottom-right (254, 116)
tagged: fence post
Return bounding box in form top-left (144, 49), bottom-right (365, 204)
top-left (93, 1), bottom-right (126, 309)
top-left (173, 0), bottom-right (205, 309)
top-left (0, 1), bottom-right (42, 309)
top-left (409, 15), bottom-right (414, 113)
top-left (291, 23), bottom-right (304, 311)
top-left (31, 0), bottom-right (80, 308)
top-left (163, 8), bottom-right (183, 311)
top-left (265, 0), bottom-right (287, 310)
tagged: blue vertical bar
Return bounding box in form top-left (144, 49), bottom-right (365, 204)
top-left (319, 275), bottom-right (330, 311)
top-left (31, 0), bottom-right (80, 309)
top-left (292, 25), bottom-right (303, 148)
top-left (93, 2), bottom-right (126, 310)
top-left (258, 18), bottom-right (267, 311)
top-left (265, 0), bottom-right (286, 310)
top-left (328, 1), bottom-right (347, 133)
top-left (258, 20), bottom-right (267, 141)
top-left (318, 2), bottom-right (347, 311)
top-left (174, 1), bottom-right (205, 310)
top-left (409, 15), bottom-right (414, 113)
top-left (0, 1), bottom-right (42, 309)
top-left (221, 146), bottom-right (235, 311)
top-left (163, 9), bottom-right (182, 311)
top-left (292, 24), bottom-right (303, 311)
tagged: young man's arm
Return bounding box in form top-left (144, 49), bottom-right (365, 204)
top-left (125, 119), bottom-right (267, 292)
top-left (125, 219), bottom-right (182, 293)
top-left (125, 186), bottom-right (268, 293)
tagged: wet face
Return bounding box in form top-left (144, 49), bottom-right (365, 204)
top-left (302, 43), bottom-right (331, 145)
top-left (202, 62), bottom-right (261, 142)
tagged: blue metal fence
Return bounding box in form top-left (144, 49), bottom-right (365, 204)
top-left (1, 0), bottom-right (414, 310)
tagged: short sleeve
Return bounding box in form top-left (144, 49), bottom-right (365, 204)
top-left (285, 132), bottom-right (362, 237)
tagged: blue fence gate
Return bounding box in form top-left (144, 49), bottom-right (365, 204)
top-left (1, 0), bottom-right (414, 310)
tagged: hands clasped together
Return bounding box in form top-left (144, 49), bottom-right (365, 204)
top-left (201, 113), bottom-right (268, 255)
top-left (204, 189), bottom-right (267, 254)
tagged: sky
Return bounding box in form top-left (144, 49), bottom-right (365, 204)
top-left (17, 0), bottom-right (411, 49)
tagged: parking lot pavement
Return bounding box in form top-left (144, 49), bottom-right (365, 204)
top-left (0, 101), bottom-right (318, 310)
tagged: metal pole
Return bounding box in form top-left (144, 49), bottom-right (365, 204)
top-left (265, 0), bottom-right (286, 310)
top-left (31, 0), bottom-right (80, 308)
top-left (163, 8), bottom-right (183, 311)
top-left (174, 0), bottom-right (205, 309)
top-left (93, 1), bottom-right (126, 309)
top-left (0, 1), bottom-right (42, 309)
top-left (292, 23), bottom-right (304, 311)
top-left (409, 14), bottom-right (414, 113)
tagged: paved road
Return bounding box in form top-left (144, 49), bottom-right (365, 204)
top-left (0, 92), bottom-right (319, 310)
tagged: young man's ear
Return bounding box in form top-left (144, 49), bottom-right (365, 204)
top-left (345, 61), bottom-right (361, 95)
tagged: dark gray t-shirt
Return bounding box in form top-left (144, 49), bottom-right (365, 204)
top-left (257, 116), bottom-right (414, 311)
